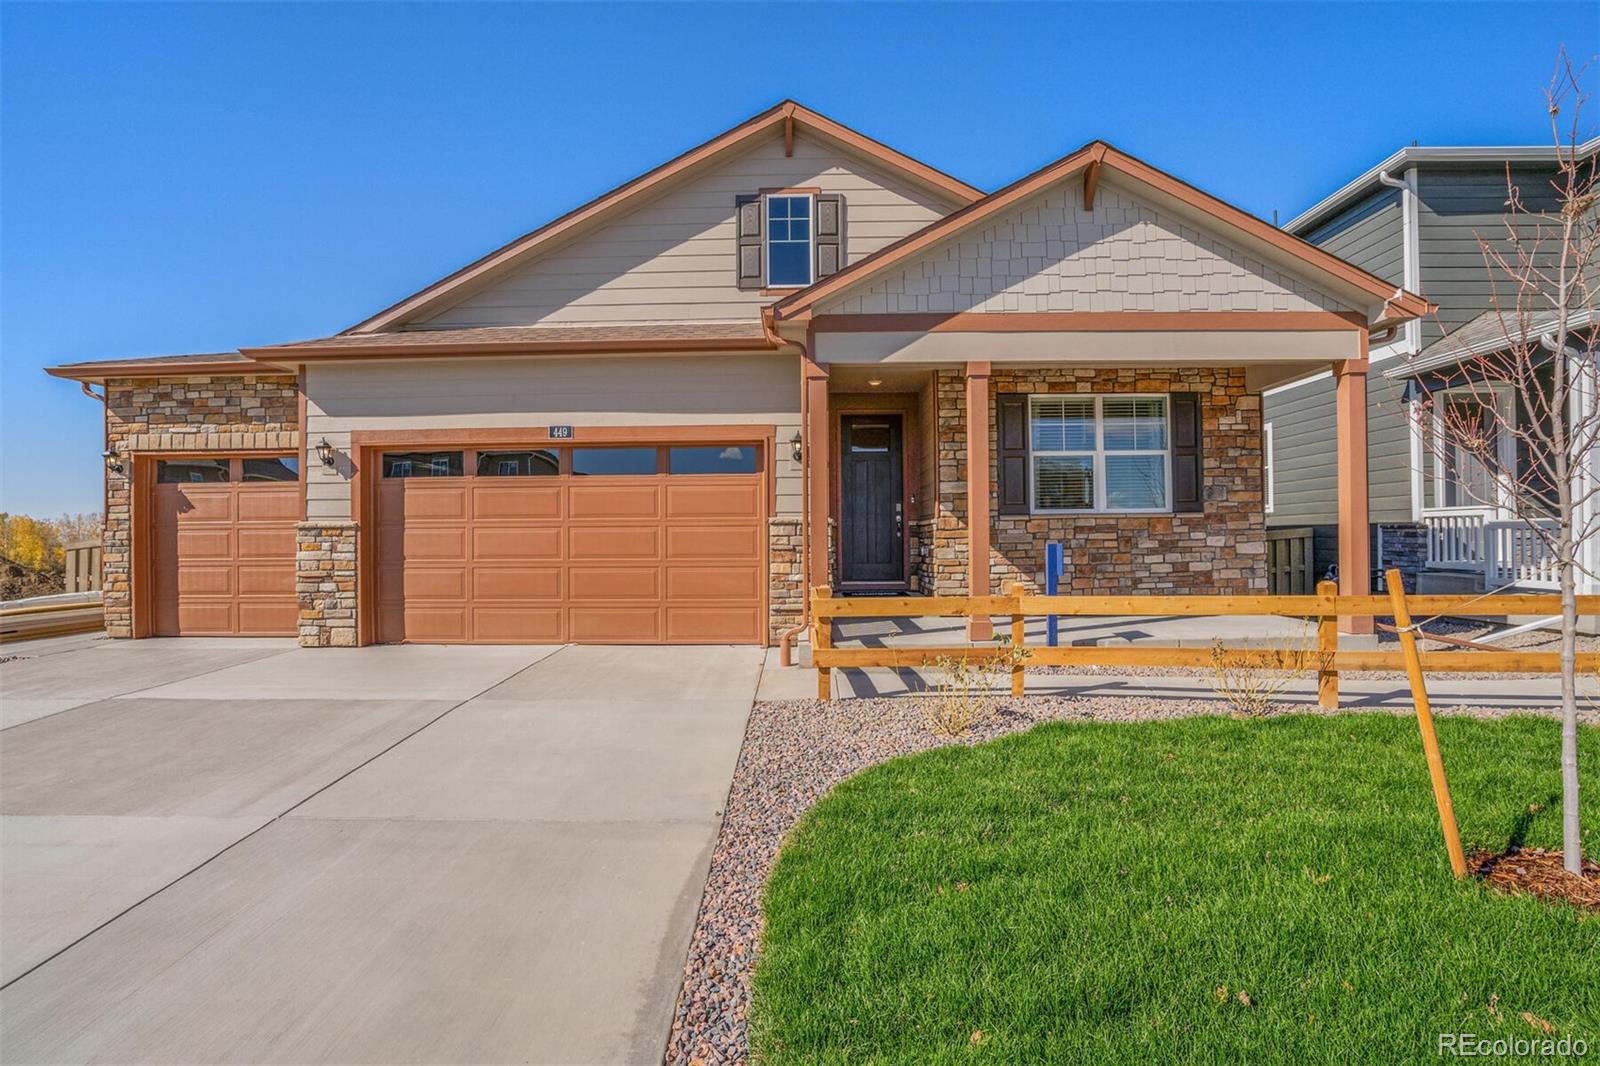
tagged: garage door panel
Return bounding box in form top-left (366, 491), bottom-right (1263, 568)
top-left (238, 527), bottom-right (296, 560)
top-left (665, 525), bottom-right (760, 561)
top-left (568, 483), bottom-right (660, 519)
top-left (568, 566), bottom-right (661, 600)
top-left (471, 567), bottom-right (561, 600)
top-left (666, 606), bottom-right (762, 644)
top-left (173, 529), bottom-right (236, 561)
top-left (236, 488), bottom-right (300, 521)
top-left (569, 606), bottom-right (662, 643)
top-left (569, 526), bottom-right (660, 561)
top-left (384, 484), bottom-right (469, 520)
top-left (392, 526), bottom-right (469, 562)
top-left (399, 607), bottom-right (469, 642)
top-left (177, 565), bottom-right (235, 596)
top-left (163, 489), bottom-right (234, 523)
top-left (175, 601), bottom-right (237, 636)
top-left (474, 485), bottom-right (562, 520)
top-left (237, 564), bottom-right (294, 596)
top-left (473, 525), bottom-right (562, 561)
top-left (665, 565), bottom-right (761, 600)
top-left (383, 565), bottom-right (468, 600)
top-left (238, 601), bottom-right (300, 635)
top-left (665, 481), bottom-right (763, 519)
top-left (471, 607), bottom-right (564, 642)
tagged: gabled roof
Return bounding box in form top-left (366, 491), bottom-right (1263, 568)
top-left (1386, 306), bottom-right (1600, 378)
top-left (1287, 138), bottom-right (1600, 235)
top-left (770, 141), bottom-right (1434, 328)
top-left (345, 101), bottom-right (983, 335)
top-left (45, 351), bottom-right (265, 383)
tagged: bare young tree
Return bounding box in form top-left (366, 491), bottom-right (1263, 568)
top-left (1408, 51), bottom-right (1597, 876)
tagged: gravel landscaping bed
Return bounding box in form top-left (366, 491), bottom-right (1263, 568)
top-left (664, 694), bottom-right (1592, 1065)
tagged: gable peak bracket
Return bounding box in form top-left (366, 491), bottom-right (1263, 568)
top-left (1082, 158), bottom-right (1103, 212)
top-left (784, 115), bottom-right (795, 157)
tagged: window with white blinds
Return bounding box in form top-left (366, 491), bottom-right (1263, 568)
top-left (1029, 395), bottom-right (1171, 512)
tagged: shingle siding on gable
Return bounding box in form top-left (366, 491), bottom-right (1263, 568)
top-left (418, 132), bottom-right (958, 328)
top-left (818, 180), bottom-right (1356, 316)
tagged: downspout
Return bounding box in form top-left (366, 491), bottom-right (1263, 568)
top-left (765, 306), bottom-right (810, 666)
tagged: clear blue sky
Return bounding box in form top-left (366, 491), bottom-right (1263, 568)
top-left (2, 1), bottom-right (1594, 516)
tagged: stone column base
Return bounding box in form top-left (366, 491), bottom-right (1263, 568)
top-left (296, 521), bottom-right (358, 647)
top-left (769, 517), bottom-right (804, 645)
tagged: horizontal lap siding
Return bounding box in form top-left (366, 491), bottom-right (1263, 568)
top-left (418, 132), bottom-right (959, 328)
top-left (1300, 186), bottom-right (1404, 285)
top-left (1264, 370), bottom-right (1413, 526)
top-left (304, 354), bottom-right (802, 521)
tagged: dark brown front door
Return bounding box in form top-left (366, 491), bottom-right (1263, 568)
top-left (839, 416), bottom-right (904, 585)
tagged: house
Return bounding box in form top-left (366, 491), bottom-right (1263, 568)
top-left (46, 102), bottom-right (1427, 648)
top-left (1264, 141), bottom-right (1599, 594)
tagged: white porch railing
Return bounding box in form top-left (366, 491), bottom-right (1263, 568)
top-left (1424, 508), bottom-right (1492, 570)
top-left (1484, 520), bottom-right (1560, 590)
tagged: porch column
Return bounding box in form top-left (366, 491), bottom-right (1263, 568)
top-left (1335, 352), bottom-right (1373, 635)
top-left (966, 361), bottom-right (993, 640)
top-left (803, 354), bottom-right (831, 594)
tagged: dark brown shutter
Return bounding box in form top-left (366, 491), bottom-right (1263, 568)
top-left (814, 194), bottom-right (845, 279)
top-left (736, 194), bottom-right (764, 290)
top-left (997, 393), bottom-right (1030, 515)
top-left (1170, 392), bottom-right (1204, 513)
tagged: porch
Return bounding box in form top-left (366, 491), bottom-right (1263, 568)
top-left (1422, 507), bottom-right (1562, 591)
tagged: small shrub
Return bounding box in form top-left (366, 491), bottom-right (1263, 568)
top-left (917, 638), bottom-right (1029, 737)
top-left (1207, 637), bottom-right (1309, 718)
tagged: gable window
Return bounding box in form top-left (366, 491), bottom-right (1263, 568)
top-left (1029, 395), bottom-right (1170, 513)
top-left (765, 194), bottom-right (813, 287)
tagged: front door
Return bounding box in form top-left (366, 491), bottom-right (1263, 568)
top-left (839, 415), bottom-right (904, 586)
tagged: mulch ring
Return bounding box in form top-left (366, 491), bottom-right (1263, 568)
top-left (1470, 847), bottom-right (1600, 910)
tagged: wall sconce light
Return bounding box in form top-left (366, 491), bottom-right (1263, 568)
top-left (102, 449), bottom-right (123, 475)
top-left (790, 431), bottom-right (803, 464)
top-left (315, 437), bottom-right (337, 467)
top-left (866, 377), bottom-right (883, 388)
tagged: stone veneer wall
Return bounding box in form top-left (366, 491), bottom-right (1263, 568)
top-left (102, 375), bottom-right (300, 638)
top-left (1377, 522), bottom-right (1428, 593)
top-left (931, 367), bottom-right (1266, 595)
top-left (296, 522), bottom-right (358, 646)
top-left (769, 518), bottom-right (804, 643)
top-left (909, 516), bottom-right (936, 593)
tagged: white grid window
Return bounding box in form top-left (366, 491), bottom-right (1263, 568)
top-left (765, 194), bottom-right (813, 287)
top-left (1029, 395), bottom-right (1171, 513)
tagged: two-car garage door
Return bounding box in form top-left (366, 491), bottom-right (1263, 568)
top-left (375, 442), bottom-right (766, 645)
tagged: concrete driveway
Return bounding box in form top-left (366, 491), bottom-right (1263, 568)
top-left (0, 636), bottom-right (762, 1064)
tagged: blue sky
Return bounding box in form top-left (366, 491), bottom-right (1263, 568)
top-left (2, 1), bottom-right (1594, 516)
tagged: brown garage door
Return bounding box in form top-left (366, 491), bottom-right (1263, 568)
top-left (376, 443), bottom-right (766, 645)
top-left (151, 456), bottom-right (300, 636)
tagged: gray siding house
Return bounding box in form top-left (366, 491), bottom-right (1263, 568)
top-left (1264, 143), bottom-right (1595, 592)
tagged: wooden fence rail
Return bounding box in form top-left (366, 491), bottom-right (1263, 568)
top-left (809, 582), bottom-right (1599, 703)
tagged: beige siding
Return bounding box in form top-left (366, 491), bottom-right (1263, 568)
top-left (418, 131), bottom-right (959, 328)
top-left (820, 179), bottom-right (1356, 316)
top-left (304, 354), bottom-right (802, 520)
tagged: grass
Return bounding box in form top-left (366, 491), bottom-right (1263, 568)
top-left (752, 714), bottom-right (1599, 1064)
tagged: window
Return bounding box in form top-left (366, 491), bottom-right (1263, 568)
top-left (156, 459), bottom-right (229, 483)
top-left (476, 450), bottom-right (560, 477)
top-left (765, 194), bottom-right (812, 287)
top-left (1432, 387), bottom-right (1514, 509)
top-left (382, 451), bottom-right (462, 478)
top-left (1263, 422), bottom-right (1274, 514)
top-left (572, 447), bottom-right (657, 476)
top-left (1029, 395), bottom-right (1170, 512)
top-left (668, 445), bottom-right (758, 475)
top-left (242, 457), bottom-right (299, 482)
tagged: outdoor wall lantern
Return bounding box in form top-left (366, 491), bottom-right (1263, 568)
top-left (790, 431), bottom-right (803, 464)
top-left (102, 449), bottom-right (123, 475)
top-left (315, 437), bottom-right (337, 467)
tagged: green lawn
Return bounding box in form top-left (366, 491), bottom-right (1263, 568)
top-left (753, 715), bottom-right (1599, 1064)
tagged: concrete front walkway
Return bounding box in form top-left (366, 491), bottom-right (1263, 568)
top-left (1, 637), bottom-right (762, 1064)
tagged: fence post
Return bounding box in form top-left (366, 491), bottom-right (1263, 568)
top-left (813, 586), bottom-right (832, 701)
top-left (1385, 568), bottom-right (1469, 879)
top-left (1008, 583), bottom-right (1025, 697)
top-left (1045, 542), bottom-right (1064, 646)
top-left (1317, 579), bottom-right (1339, 710)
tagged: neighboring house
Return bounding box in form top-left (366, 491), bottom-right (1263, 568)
top-left (1265, 141), bottom-right (1598, 593)
top-left (47, 101), bottom-right (1426, 648)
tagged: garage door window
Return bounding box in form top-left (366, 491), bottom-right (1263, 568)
top-left (669, 445), bottom-right (759, 474)
top-left (383, 451), bottom-right (463, 478)
top-left (477, 449), bottom-right (560, 476)
top-left (242, 457), bottom-right (299, 482)
top-left (156, 459), bottom-right (230, 483)
top-left (572, 447), bottom-right (657, 476)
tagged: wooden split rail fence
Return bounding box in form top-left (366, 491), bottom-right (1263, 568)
top-left (810, 580), bottom-right (1600, 704)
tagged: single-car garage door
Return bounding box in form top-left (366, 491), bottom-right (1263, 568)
top-left (151, 455), bottom-right (300, 636)
top-left (376, 442), bottom-right (766, 645)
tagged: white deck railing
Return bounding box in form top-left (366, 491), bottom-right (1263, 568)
top-left (1424, 508), bottom-right (1492, 570)
top-left (1484, 520), bottom-right (1560, 590)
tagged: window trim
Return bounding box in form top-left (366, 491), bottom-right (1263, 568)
top-left (1263, 421), bottom-right (1275, 514)
top-left (1027, 393), bottom-right (1173, 514)
top-left (1430, 383), bottom-right (1516, 513)
top-left (764, 192), bottom-right (814, 289)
